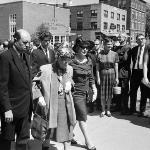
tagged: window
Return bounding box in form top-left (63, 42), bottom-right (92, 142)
top-left (103, 22), bottom-right (108, 30)
top-left (117, 13), bottom-right (120, 20)
top-left (122, 25), bottom-right (125, 31)
top-left (110, 23), bottom-right (116, 30)
top-left (61, 36), bottom-right (65, 43)
top-left (111, 12), bottom-right (114, 19)
top-left (77, 22), bottom-right (83, 30)
top-left (122, 15), bottom-right (125, 21)
top-left (91, 22), bottom-right (97, 29)
top-left (117, 24), bottom-right (120, 32)
top-left (91, 10), bottom-right (97, 17)
top-left (131, 11), bottom-right (135, 20)
top-left (55, 36), bottom-right (59, 43)
top-left (9, 14), bottom-right (16, 40)
top-left (104, 10), bottom-right (108, 18)
top-left (77, 10), bottom-right (83, 17)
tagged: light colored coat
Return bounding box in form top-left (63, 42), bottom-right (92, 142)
top-left (32, 64), bottom-right (76, 128)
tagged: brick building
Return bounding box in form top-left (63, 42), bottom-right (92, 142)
top-left (70, 3), bottom-right (127, 41)
top-left (0, 1), bottom-right (71, 44)
top-left (100, 0), bottom-right (147, 43)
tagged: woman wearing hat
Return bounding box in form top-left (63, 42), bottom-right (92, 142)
top-left (96, 38), bottom-right (119, 117)
top-left (32, 43), bottom-right (76, 150)
top-left (70, 41), bottom-right (97, 150)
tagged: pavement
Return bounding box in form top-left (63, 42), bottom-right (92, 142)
top-left (6, 99), bottom-right (150, 150)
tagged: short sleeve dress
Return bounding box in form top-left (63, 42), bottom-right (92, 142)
top-left (70, 57), bottom-right (95, 121)
top-left (97, 50), bottom-right (119, 100)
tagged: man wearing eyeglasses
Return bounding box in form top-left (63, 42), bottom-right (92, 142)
top-left (129, 34), bottom-right (148, 116)
top-left (0, 29), bottom-right (32, 150)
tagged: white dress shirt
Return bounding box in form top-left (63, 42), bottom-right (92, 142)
top-left (134, 45), bottom-right (145, 69)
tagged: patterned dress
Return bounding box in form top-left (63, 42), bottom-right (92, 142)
top-left (97, 50), bottom-right (119, 100)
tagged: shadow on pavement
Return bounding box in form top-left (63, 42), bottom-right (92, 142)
top-left (112, 112), bottom-right (150, 129)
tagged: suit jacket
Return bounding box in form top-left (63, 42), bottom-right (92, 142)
top-left (0, 47), bottom-right (32, 118)
top-left (31, 46), bottom-right (55, 78)
top-left (129, 45), bottom-right (150, 70)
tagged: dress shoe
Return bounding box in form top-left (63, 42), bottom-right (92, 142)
top-left (106, 111), bottom-right (112, 117)
top-left (87, 146), bottom-right (96, 150)
top-left (100, 112), bottom-right (105, 117)
top-left (71, 139), bottom-right (78, 145)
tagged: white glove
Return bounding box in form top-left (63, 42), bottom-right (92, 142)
top-left (65, 81), bottom-right (72, 93)
top-left (92, 86), bottom-right (97, 102)
top-left (38, 96), bottom-right (46, 107)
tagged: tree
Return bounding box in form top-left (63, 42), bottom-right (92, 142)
top-left (31, 23), bottom-right (51, 41)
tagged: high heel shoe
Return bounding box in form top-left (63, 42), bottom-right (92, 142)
top-left (85, 143), bottom-right (96, 150)
top-left (87, 146), bottom-right (96, 150)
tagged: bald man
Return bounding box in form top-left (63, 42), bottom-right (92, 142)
top-left (0, 29), bottom-right (33, 150)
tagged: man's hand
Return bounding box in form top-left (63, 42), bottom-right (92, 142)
top-left (5, 110), bottom-right (13, 123)
top-left (38, 96), bottom-right (46, 107)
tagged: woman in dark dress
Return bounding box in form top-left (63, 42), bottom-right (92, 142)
top-left (70, 41), bottom-right (97, 150)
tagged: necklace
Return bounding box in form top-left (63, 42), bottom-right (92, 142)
top-left (75, 56), bottom-right (87, 64)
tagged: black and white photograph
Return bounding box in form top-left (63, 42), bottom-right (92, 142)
top-left (0, 0), bottom-right (150, 150)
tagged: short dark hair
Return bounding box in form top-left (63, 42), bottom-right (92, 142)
top-left (136, 34), bottom-right (145, 40)
top-left (103, 38), bottom-right (113, 45)
top-left (37, 30), bottom-right (52, 41)
top-left (13, 31), bottom-right (21, 41)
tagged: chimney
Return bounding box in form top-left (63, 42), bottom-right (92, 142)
top-left (63, 3), bottom-right (67, 8)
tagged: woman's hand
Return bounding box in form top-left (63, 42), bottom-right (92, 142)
top-left (65, 81), bottom-right (72, 93)
top-left (92, 85), bottom-right (97, 102)
top-left (142, 78), bottom-right (150, 88)
top-left (115, 78), bottom-right (119, 86)
top-left (38, 96), bottom-right (46, 107)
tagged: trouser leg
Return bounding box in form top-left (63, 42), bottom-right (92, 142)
top-left (15, 115), bottom-right (30, 150)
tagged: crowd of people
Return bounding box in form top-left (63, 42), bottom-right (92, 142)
top-left (0, 28), bottom-right (150, 150)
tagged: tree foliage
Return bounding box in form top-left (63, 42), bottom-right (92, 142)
top-left (31, 23), bottom-right (50, 41)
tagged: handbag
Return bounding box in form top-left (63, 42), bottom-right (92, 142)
top-left (31, 104), bottom-right (49, 141)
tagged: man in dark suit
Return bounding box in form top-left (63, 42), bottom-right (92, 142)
top-left (129, 34), bottom-right (148, 116)
top-left (0, 29), bottom-right (32, 150)
top-left (31, 31), bottom-right (55, 78)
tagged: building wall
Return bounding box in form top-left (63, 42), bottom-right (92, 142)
top-left (70, 3), bottom-right (127, 41)
top-left (22, 1), bottom-right (70, 36)
top-left (101, 0), bottom-right (147, 43)
top-left (0, 2), bottom-right (23, 40)
top-left (0, 1), bottom-right (70, 42)
top-left (100, 3), bottom-right (127, 35)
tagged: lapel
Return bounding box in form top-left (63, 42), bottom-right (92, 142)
top-left (39, 46), bottom-right (49, 62)
top-left (10, 48), bottom-right (30, 86)
top-left (25, 53), bottom-right (32, 83)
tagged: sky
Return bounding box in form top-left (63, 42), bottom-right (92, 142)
top-left (0, 0), bottom-right (149, 5)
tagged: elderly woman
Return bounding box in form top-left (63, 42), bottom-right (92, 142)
top-left (32, 43), bottom-right (76, 150)
top-left (70, 41), bottom-right (97, 150)
top-left (96, 38), bottom-right (119, 117)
